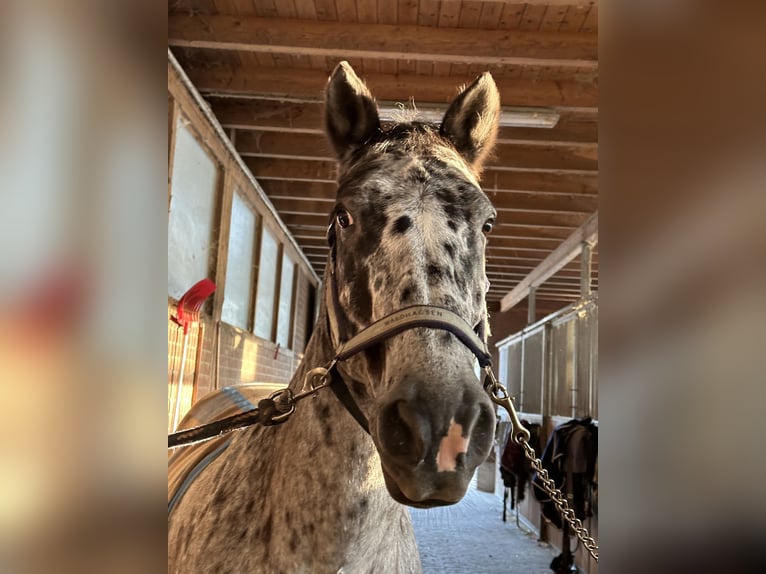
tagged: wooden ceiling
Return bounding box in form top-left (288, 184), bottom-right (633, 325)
top-left (169, 0), bottom-right (598, 311)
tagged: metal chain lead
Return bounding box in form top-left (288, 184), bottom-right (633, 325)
top-left (519, 438), bottom-right (599, 561)
top-left (484, 367), bottom-right (599, 562)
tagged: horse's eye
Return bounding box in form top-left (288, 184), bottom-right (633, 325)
top-left (482, 219), bottom-right (494, 234)
top-left (336, 210), bottom-right (354, 229)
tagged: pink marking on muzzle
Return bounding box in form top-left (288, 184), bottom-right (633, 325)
top-left (436, 419), bottom-right (471, 472)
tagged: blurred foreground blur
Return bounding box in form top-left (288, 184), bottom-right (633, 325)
top-left (0, 1), bottom-right (165, 572)
top-left (600, 0), bottom-right (766, 571)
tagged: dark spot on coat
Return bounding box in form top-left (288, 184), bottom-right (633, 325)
top-left (427, 264), bottom-right (450, 285)
top-left (259, 515), bottom-right (273, 544)
top-left (447, 220), bottom-right (457, 232)
top-left (212, 487), bottom-right (228, 506)
top-left (393, 215), bottom-right (412, 234)
top-left (365, 343), bottom-right (385, 380)
top-left (323, 425), bottom-right (334, 446)
top-left (350, 379), bottom-right (367, 398)
top-left (443, 242), bottom-right (455, 258)
top-left (408, 166), bottom-right (429, 184)
top-left (345, 258), bottom-right (372, 323)
top-left (400, 284), bottom-right (414, 303)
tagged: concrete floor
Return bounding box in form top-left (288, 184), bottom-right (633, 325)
top-left (410, 479), bottom-right (557, 574)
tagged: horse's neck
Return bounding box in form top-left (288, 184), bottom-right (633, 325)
top-left (225, 303), bottom-right (416, 571)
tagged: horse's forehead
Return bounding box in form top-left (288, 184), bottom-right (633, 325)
top-left (343, 151), bottom-right (482, 217)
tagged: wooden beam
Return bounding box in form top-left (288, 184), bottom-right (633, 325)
top-left (286, 220), bottom-right (580, 244)
top-left (262, 191), bottom-right (598, 216)
top-left (187, 66), bottom-right (598, 109)
top-left (210, 99), bottom-right (324, 134)
top-left (288, 230), bottom-right (564, 252)
top-left (169, 14), bottom-right (597, 68)
top-left (490, 277), bottom-right (584, 287)
top-left (499, 212), bottom-right (598, 311)
top-left (245, 157), bottom-right (338, 183)
top-left (244, 158), bottom-right (597, 194)
top-left (487, 260), bottom-right (598, 273)
top-left (278, 210), bottom-right (588, 229)
top-left (236, 130), bottom-right (597, 171)
top-left (235, 131), bottom-right (336, 161)
top-left (486, 248), bottom-right (553, 260)
top-left (269, 198), bottom-right (337, 215)
top-left (209, 98), bottom-right (598, 144)
top-left (260, 180), bottom-right (335, 200)
top-left (494, 192), bottom-right (597, 214)
top-left (439, 0), bottom-right (595, 5)
top-left (488, 225), bottom-right (575, 240)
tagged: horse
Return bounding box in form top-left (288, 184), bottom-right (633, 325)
top-left (168, 61), bottom-right (501, 574)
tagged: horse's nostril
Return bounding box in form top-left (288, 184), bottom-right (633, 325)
top-left (378, 401), bottom-right (426, 465)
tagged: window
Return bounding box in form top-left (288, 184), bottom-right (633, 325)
top-left (221, 192), bottom-right (258, 330)
top-left (276, 253), bottom-right (296, 348)
top-left (167, 118), bottom-right (220, 300)
top-left (253, 226), bottom-right (279, 340)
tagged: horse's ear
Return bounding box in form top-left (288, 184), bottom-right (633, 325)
top-left (440, 73), bottom-right (500, 173)
top-left (324, 61), bottom-right (380, 160)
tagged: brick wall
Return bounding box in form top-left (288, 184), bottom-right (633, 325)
top-left (167, 269), bottom-right (315, 431)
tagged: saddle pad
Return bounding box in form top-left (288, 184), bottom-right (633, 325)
top-left (168, 383), bottom-right (286, 517)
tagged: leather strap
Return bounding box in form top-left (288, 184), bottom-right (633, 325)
top-left (334, 305), bottom-right (491, 368)
top-left (328, 367), bottom-right (371, 434)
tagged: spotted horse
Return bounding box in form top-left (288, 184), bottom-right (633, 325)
top-left (168, 61), bottom-right (503, 573)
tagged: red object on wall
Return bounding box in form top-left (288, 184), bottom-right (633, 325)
top-left (171, 278), bottom-right (216, 335)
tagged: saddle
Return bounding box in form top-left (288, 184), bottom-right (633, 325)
top-left (532, 417), bottom-right (598, 529)
top-left (499, 419), bottom-right (541, 509)
top-left (167, 383), bottom-right (286, 516)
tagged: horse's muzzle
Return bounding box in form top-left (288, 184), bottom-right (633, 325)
top-left (373, 372), bottom-right (496, 507)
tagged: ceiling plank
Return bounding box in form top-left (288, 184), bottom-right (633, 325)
top-left (209, 98), bottom-right (598, 143)
top-left (260, 180), bottom-right (336, 200)
top-left (262, 182), bottom-right (596, 214)
top-left (235, 130), bottom-right (336, 160)
top-left (499, 212), bottom-right (598, 311)
top-left (440, 0), bottom-right (596, 5)
top-left (187, 65), bottom-right (598, 109)
top-left (236, 130), bottom-right (597, 170)
top-left (278, 210), bottom-right (588, 229)
top-left (245, 158), bottom-right (597, 194)
top-left (210, 99), bottom-right (324, 133)
top-left (168, 14), bottom-right (597, 68)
